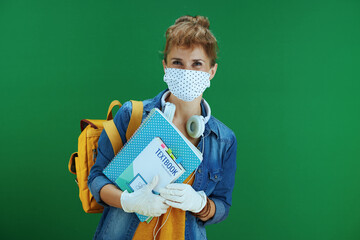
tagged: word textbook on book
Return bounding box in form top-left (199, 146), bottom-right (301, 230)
top-left (103, 108), bottom-right (203, 222)
top-left (115, 137), bottom-right (185, 194)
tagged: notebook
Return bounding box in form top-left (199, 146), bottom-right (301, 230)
top-left (103, 107), bottom-right (203, 222)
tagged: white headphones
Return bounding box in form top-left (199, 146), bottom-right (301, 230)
top-left (161, 90), bottom-right (211, 139)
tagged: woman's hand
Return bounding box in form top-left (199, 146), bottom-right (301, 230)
top-left (159, 183), bottom-right (207, 213)
top-left (120, 175), bottom-right (169, 217)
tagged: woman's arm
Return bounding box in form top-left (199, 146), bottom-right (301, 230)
top-left (99, 184), bottom-right (124, 209)
top-left (88, 102), bottom-right (132, 207)
top-left (88, 101), bottom-right (169, 217)
top-left (204, 133), bottom-right (237, 225)
top-left (196, 198), bottom-right (216, 221)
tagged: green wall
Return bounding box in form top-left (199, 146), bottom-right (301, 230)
top-left (1, 0), bottom-right (359, 239)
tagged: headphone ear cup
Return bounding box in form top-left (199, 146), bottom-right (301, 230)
top-left (186, 115), bottom-right (205, 139)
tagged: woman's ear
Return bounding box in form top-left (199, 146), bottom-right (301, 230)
top-left (162, 59), bottom-right (167, 73)
top-left (209, 63), bottom-right (218, 80)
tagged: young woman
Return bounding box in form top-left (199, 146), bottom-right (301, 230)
top-left (88, 15), bottom-right (237, 240)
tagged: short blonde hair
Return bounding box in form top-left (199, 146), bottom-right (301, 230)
top-left (163, 15), bottom-right (219, 67)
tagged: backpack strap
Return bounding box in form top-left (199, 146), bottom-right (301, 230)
top-left (103, 120), bottom-right (123, 156)
top-left (103, 100), bottom-right (144, 156)
top-left (126, 100), bottom-right (144, 140)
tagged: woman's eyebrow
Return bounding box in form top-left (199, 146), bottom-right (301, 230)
top-left (192, 59), bottom-right (204, 62)
top-left (171, 58), bottom-right (183, 60)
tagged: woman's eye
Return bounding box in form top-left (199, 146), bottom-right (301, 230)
top-left (193, 62), bottom-right (202, 66)
top-left (173, 61), bottom-right (182, 65)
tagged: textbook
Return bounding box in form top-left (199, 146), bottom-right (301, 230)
top-left (103, 108), bottom-right (203, 222)
top-left (115, 137), bottom-right (185, 194)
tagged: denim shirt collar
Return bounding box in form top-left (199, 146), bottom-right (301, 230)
top-left (143, 89), bottom-right (219, 139)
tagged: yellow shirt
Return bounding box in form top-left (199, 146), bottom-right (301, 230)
top-left (132, 173), bottom-right (195, 240)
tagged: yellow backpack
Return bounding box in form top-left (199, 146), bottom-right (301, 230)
top-left (68, 100), bottom-right (143, 213)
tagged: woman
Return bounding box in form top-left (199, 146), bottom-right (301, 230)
top-left (88, 15), bottom-right (237, 240)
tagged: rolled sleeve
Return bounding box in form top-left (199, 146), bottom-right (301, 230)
top-left (203, 197), bottom-right (228, 226)
top-left (204, 133), bottom-right (237, 226)
top-left (89, 175), bottom-right (113, 207)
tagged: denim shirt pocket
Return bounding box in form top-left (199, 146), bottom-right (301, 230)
top-left (205, 168), bottom-right (223, 195)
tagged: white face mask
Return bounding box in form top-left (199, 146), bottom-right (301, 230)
top-left (163, 68), bottom-right (211, 102)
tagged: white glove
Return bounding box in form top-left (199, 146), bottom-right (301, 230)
top-left (120, 175), bottom-right (169, 217)
top-left (159, 183), bottom-right (207, 213)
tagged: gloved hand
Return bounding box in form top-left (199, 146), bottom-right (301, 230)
top-left (159, 183), bottom-right (207, 213)
top-left (120, 175), bottom-right (169, 217)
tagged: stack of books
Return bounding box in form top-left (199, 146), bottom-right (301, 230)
top-left (103, 108), bottom-right (203, 222)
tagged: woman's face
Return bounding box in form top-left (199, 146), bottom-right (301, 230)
top-left (162, 45), bottom-right (218, 80)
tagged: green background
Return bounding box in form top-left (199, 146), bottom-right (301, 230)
top-left (1, 0), bottom-right (359, 239)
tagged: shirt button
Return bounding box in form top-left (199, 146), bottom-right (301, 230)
top-left (198, 168), bottom-right (202, 173)
top-left (215, 175), bottom-right (218, 179)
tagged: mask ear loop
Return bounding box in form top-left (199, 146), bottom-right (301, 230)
top-left (153, 135), bottom-right (205, 240)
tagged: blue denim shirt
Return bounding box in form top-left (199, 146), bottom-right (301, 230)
top-left (88, 89), bottom-right (237, 240)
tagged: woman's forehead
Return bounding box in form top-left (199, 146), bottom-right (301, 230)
top-left (168, 45), bottom-right (208, 60)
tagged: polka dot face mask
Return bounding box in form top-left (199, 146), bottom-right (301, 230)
top-left (163, 68), bottom-right (211, 102)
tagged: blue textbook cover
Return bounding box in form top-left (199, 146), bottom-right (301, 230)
top-left (103, 108), bottom-right (203, 222)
